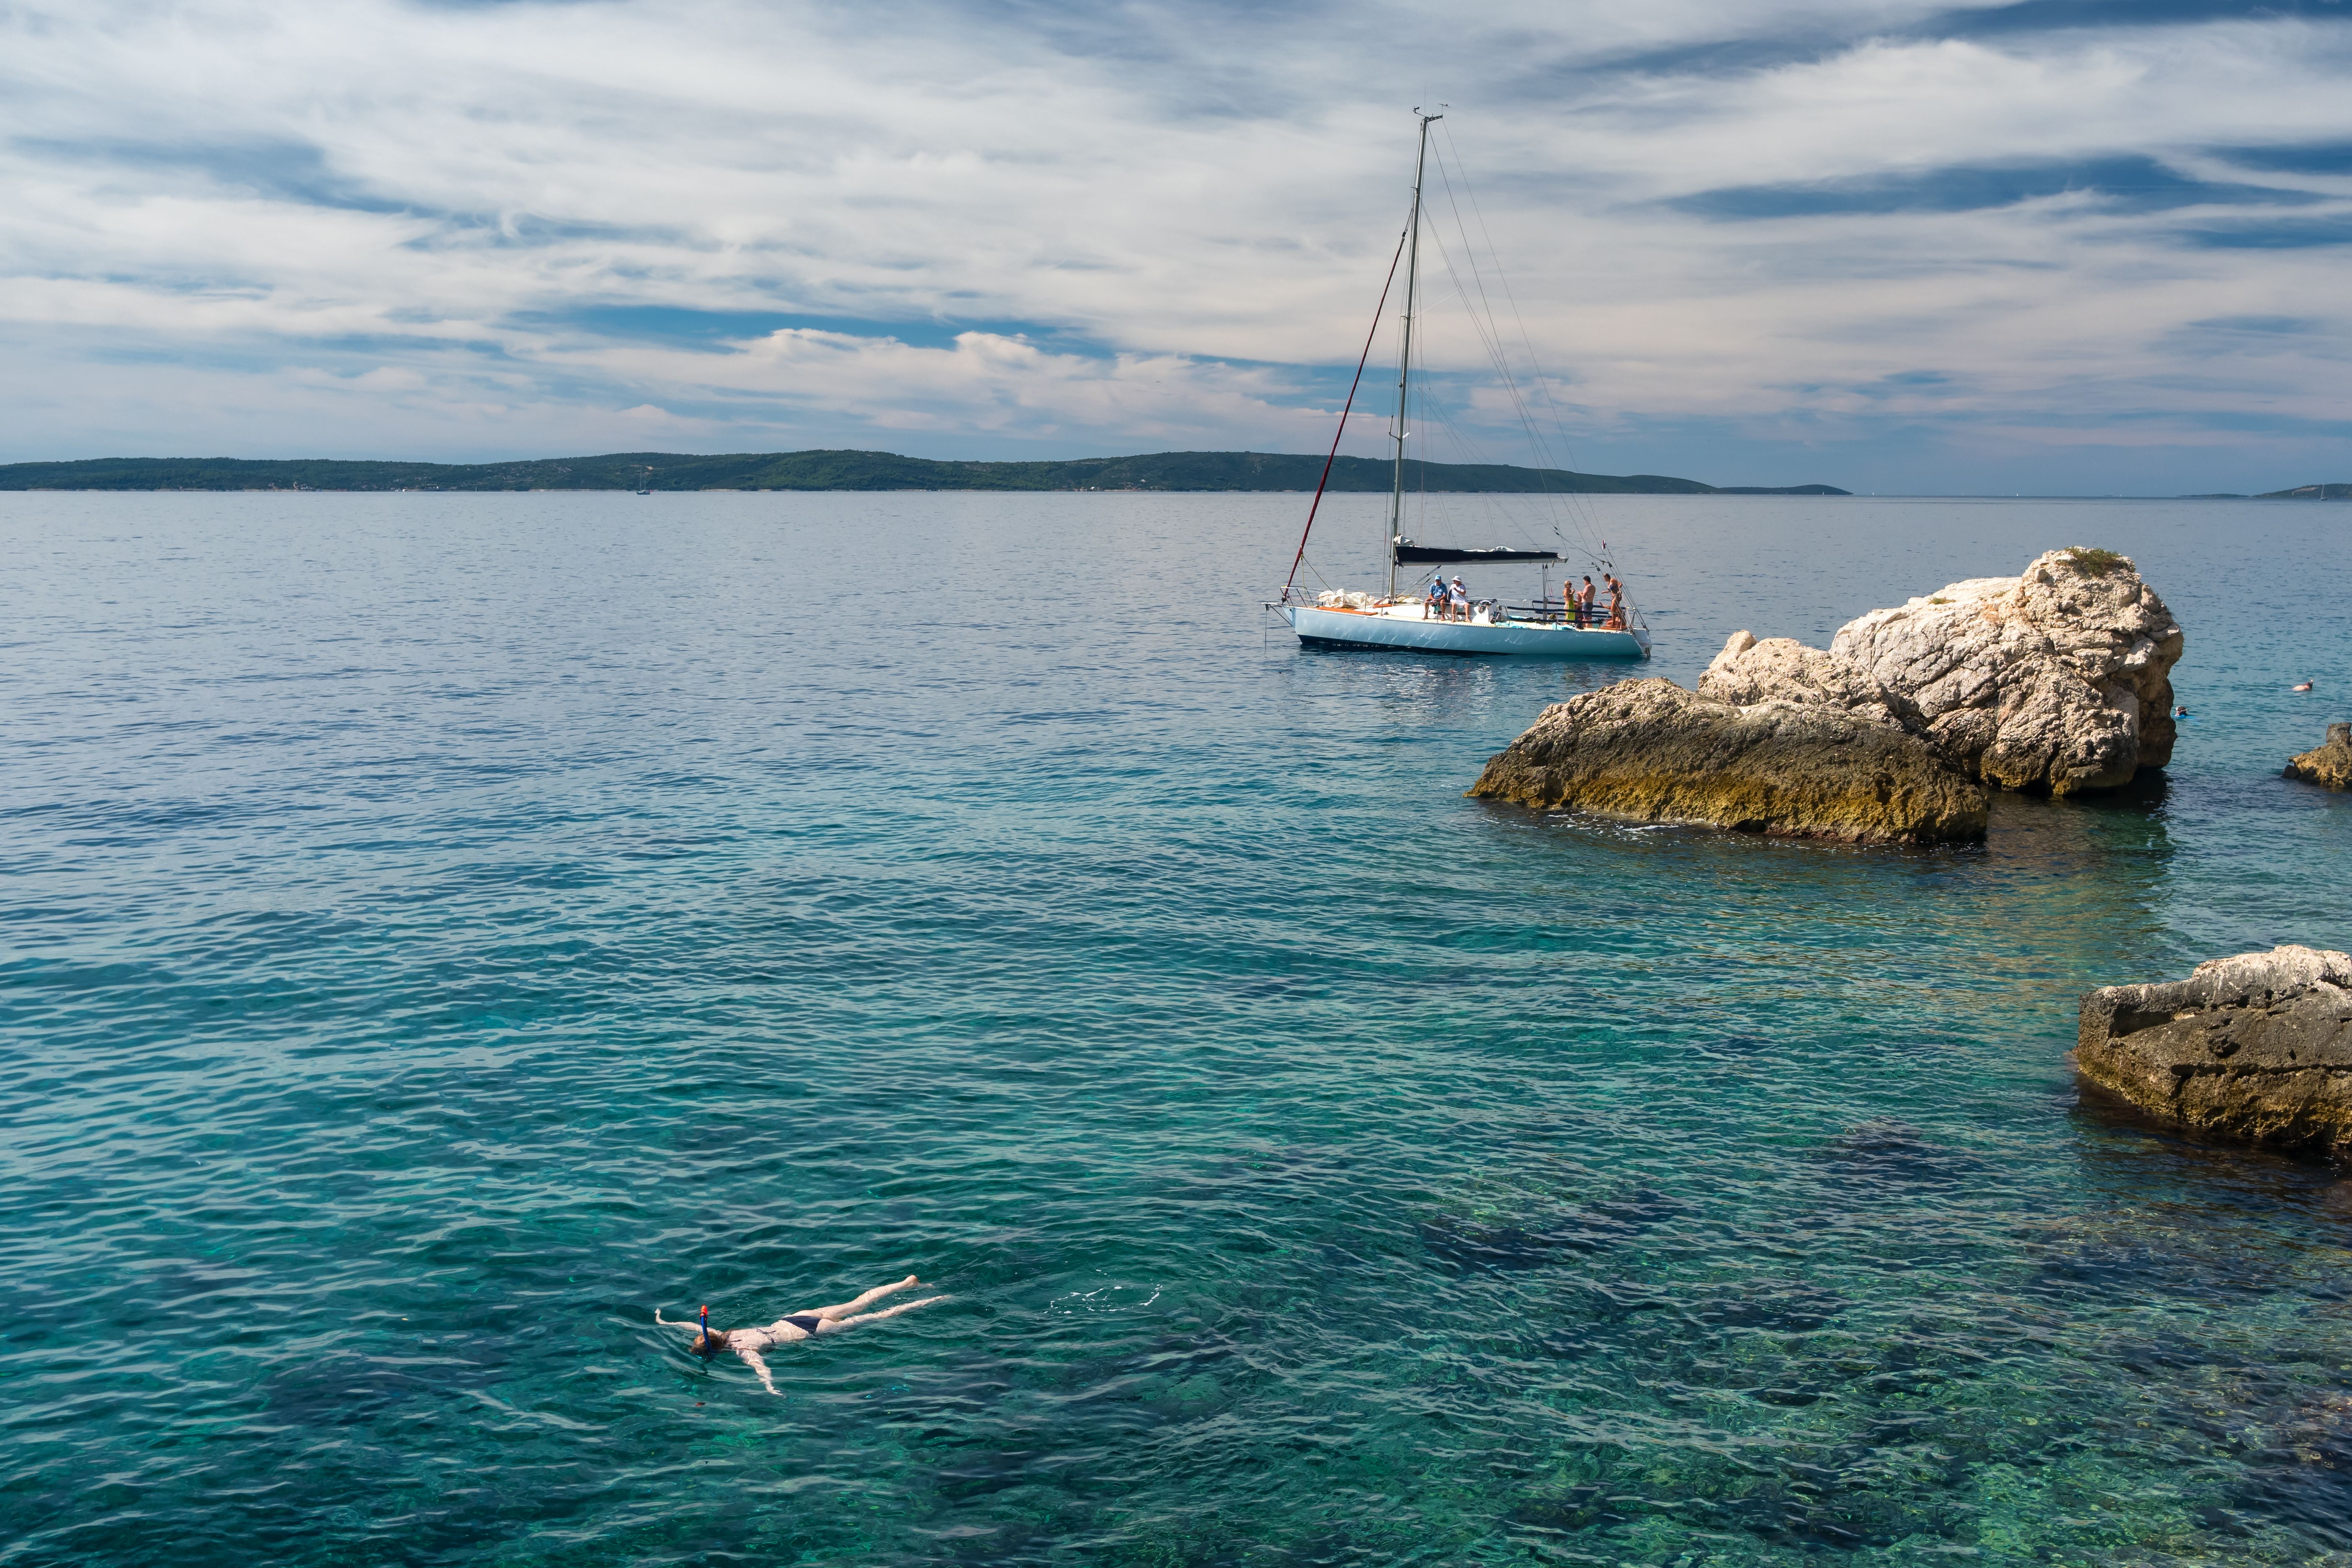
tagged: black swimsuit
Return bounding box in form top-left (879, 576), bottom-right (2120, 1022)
top-left (783, 1314), bottom-right (824, 1336)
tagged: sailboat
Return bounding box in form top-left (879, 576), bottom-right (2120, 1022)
top-left (1274, 112), bottom-right (1651, 659)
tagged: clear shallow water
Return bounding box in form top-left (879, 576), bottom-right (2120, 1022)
top-left (4, 491), bottom-right (2351, 1567)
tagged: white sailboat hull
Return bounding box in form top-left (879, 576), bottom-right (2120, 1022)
top-left (1283, 604), bottom-right (1649, 659)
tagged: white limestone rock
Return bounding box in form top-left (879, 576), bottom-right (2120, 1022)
top-left (1699, 631), bottom-right (1901, 727)
top-left (1698, 548), bottom-right (2183, 796)
top-left (1832, 548), bottom-right (2182, 794)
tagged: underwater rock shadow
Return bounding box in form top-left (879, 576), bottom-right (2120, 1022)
top-left (1685, 1280), bottom-right (1848, 1335)
top-left (259, 1331), bottom-right (520, 1430)
top-left (1811, 1121), bottom-right (1987, 1195)
top-left (1418, 1190), bottom-right (1682, 1273)
top-left (1522, 1277), bottom-right (1848, 1366)
top-left (2228, 1387), bottom-right (2352, 1552)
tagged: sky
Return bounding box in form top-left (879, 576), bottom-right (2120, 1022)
top-left (3, 0), bottom-right (2349, 493)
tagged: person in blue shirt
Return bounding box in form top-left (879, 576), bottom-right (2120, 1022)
top-left (1425, 577), bottom-right (1446, 620)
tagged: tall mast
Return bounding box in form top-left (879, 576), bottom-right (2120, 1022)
top-left (1387, 110), bottom-right (1438, 601)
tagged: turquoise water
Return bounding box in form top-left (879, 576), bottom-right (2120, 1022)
top-left (4, 492), bottom-right (2351, 1566)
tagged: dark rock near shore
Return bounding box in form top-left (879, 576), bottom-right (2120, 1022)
top-left (2075, 946), bottom-right (2352, 1156)
top-left (1468, 678), bottom-right (1987, 844)
top-left (2285, 723), bottom-right (2352, 790)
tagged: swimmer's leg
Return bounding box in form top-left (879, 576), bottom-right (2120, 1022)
top-left (814, 1295), bottom-right (947, 1334)
top-left (814, 1275), bottom-right (922, 1320)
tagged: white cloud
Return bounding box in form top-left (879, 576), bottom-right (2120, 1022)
top-left (0, 0), bottom-right (2347, 486)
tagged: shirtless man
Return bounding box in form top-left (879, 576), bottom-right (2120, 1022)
top-left (659, 1275), bottom-right (945, 1395)
top-left (1576, 576), bottom-right (1595, 628)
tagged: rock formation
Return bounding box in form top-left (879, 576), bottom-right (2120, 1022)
top-left (1695, 632), bottom-right (1901, 725)
top-left (1699, 547), bottom-right (2183, 796)
top-left (2075, 945), bottom-right (2352, 1155)
top-left (1467, 678), bottom-right (1988, 844)
top-left (2285, 723), bottom-right (2352, 790)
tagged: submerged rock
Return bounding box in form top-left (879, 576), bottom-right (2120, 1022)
top-left (1700, 547), bottom-right (2184, 796)
top-left (2075, 945), bottom-right (2352, 1156)
top-left (1469, 678), bottom-right (1987, 845)
top-left (2285, 723), bottom-right (2352, 790)
top-left (1811, 1121), bottom-right (1984, 1192)
top-left (1418, 1189), bottom-right (1680, 1272)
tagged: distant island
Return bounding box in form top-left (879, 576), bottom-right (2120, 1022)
top-left (0, 450), bottom-right (1851, 496)
top-left (2180, 484), bottom-right (2352, 499)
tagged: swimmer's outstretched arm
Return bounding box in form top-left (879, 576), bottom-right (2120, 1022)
top-left (814, 1275), bottom-right (924, 1321)
top-left (735, 1344), bottom-right (779, 1395)
top-left (654, 1308), bottom-right (703, 1336)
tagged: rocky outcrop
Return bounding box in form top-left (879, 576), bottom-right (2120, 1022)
top-left (1697, 632), bottom-right (1902, 726)
top-left (2285, 723), bottom-right (2352, 790)
top-left (1468, 678), bottom-right (1987, 844)
top-left (1698, 547), bottom-right (2183, 796)
top-left (2075, 946), bottom-right (2352, 1156)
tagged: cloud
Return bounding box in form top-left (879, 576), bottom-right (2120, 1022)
top-left (0, 0), bottom-right (2348, 489)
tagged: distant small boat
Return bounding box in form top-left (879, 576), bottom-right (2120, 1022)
top-left (635, 466), bottom-right (652, 495)
top-left (1274, 111), bottom-right (1649, 660)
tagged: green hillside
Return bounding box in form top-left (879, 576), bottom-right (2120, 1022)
top-left (0, 449), bottom-right (1848, 495)
top-left (2257, 482), bottom-right (2352, 500)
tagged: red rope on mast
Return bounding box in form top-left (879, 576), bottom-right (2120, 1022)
top-left (1282, 224), bottom-right (1411, 603)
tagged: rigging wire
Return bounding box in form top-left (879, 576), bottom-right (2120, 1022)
top-left (1431, 123), bottom-right (1625, 591)
top-left (1415, 216), bottom-right (1607, 579)
top-left (1283, 219), bottom-right (1412, 602)
top-left (1421, 160), bottom-right (1610, 574)
top-left (1420, 129), bottom-right (1627, 602)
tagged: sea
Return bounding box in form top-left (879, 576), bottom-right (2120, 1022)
top-left (4, 490), bottom-right (2350, 1567)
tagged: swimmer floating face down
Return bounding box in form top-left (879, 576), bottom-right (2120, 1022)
top-left (659, 1275), bottom-right (946, 1395)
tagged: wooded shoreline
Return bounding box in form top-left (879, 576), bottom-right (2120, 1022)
top-left (0, 449), bottom-right (1851, 495)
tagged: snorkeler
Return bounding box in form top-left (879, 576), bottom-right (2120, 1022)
top-left (659, 1276), bottom-right (945, 1395)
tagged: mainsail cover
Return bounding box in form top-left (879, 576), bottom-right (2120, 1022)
top-left (1394, 542), bottom-right (1562, 565)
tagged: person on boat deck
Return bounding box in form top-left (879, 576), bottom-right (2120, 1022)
top-left (1448, 576), bottom-right (1469, 622)
top-left (659, 1276), bottom-right (945, 1397)
top-left (1604, 575), bottom-right (1626, 630)
top-left (1576, 576), bottom-right (1595, 628)
top-left (1425, 577), bottom-right (1446, 620)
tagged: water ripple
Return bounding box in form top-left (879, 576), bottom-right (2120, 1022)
top-left (3, 492), bottom-right (2350, 1564)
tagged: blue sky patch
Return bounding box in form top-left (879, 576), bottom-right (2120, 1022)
top-left (1944, 0), bottom-right (2352, 38)
top-left (1675, 155), bottom-right (2323, 220)
top-left (514, 304), bottom-right (1105, 354)
top-left (2179, 215), bottom-right (2352, 249)
top-left (2209, 141), bottom-right (2352, 175)
top-left (12, 136), bottom-right (415, 216)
